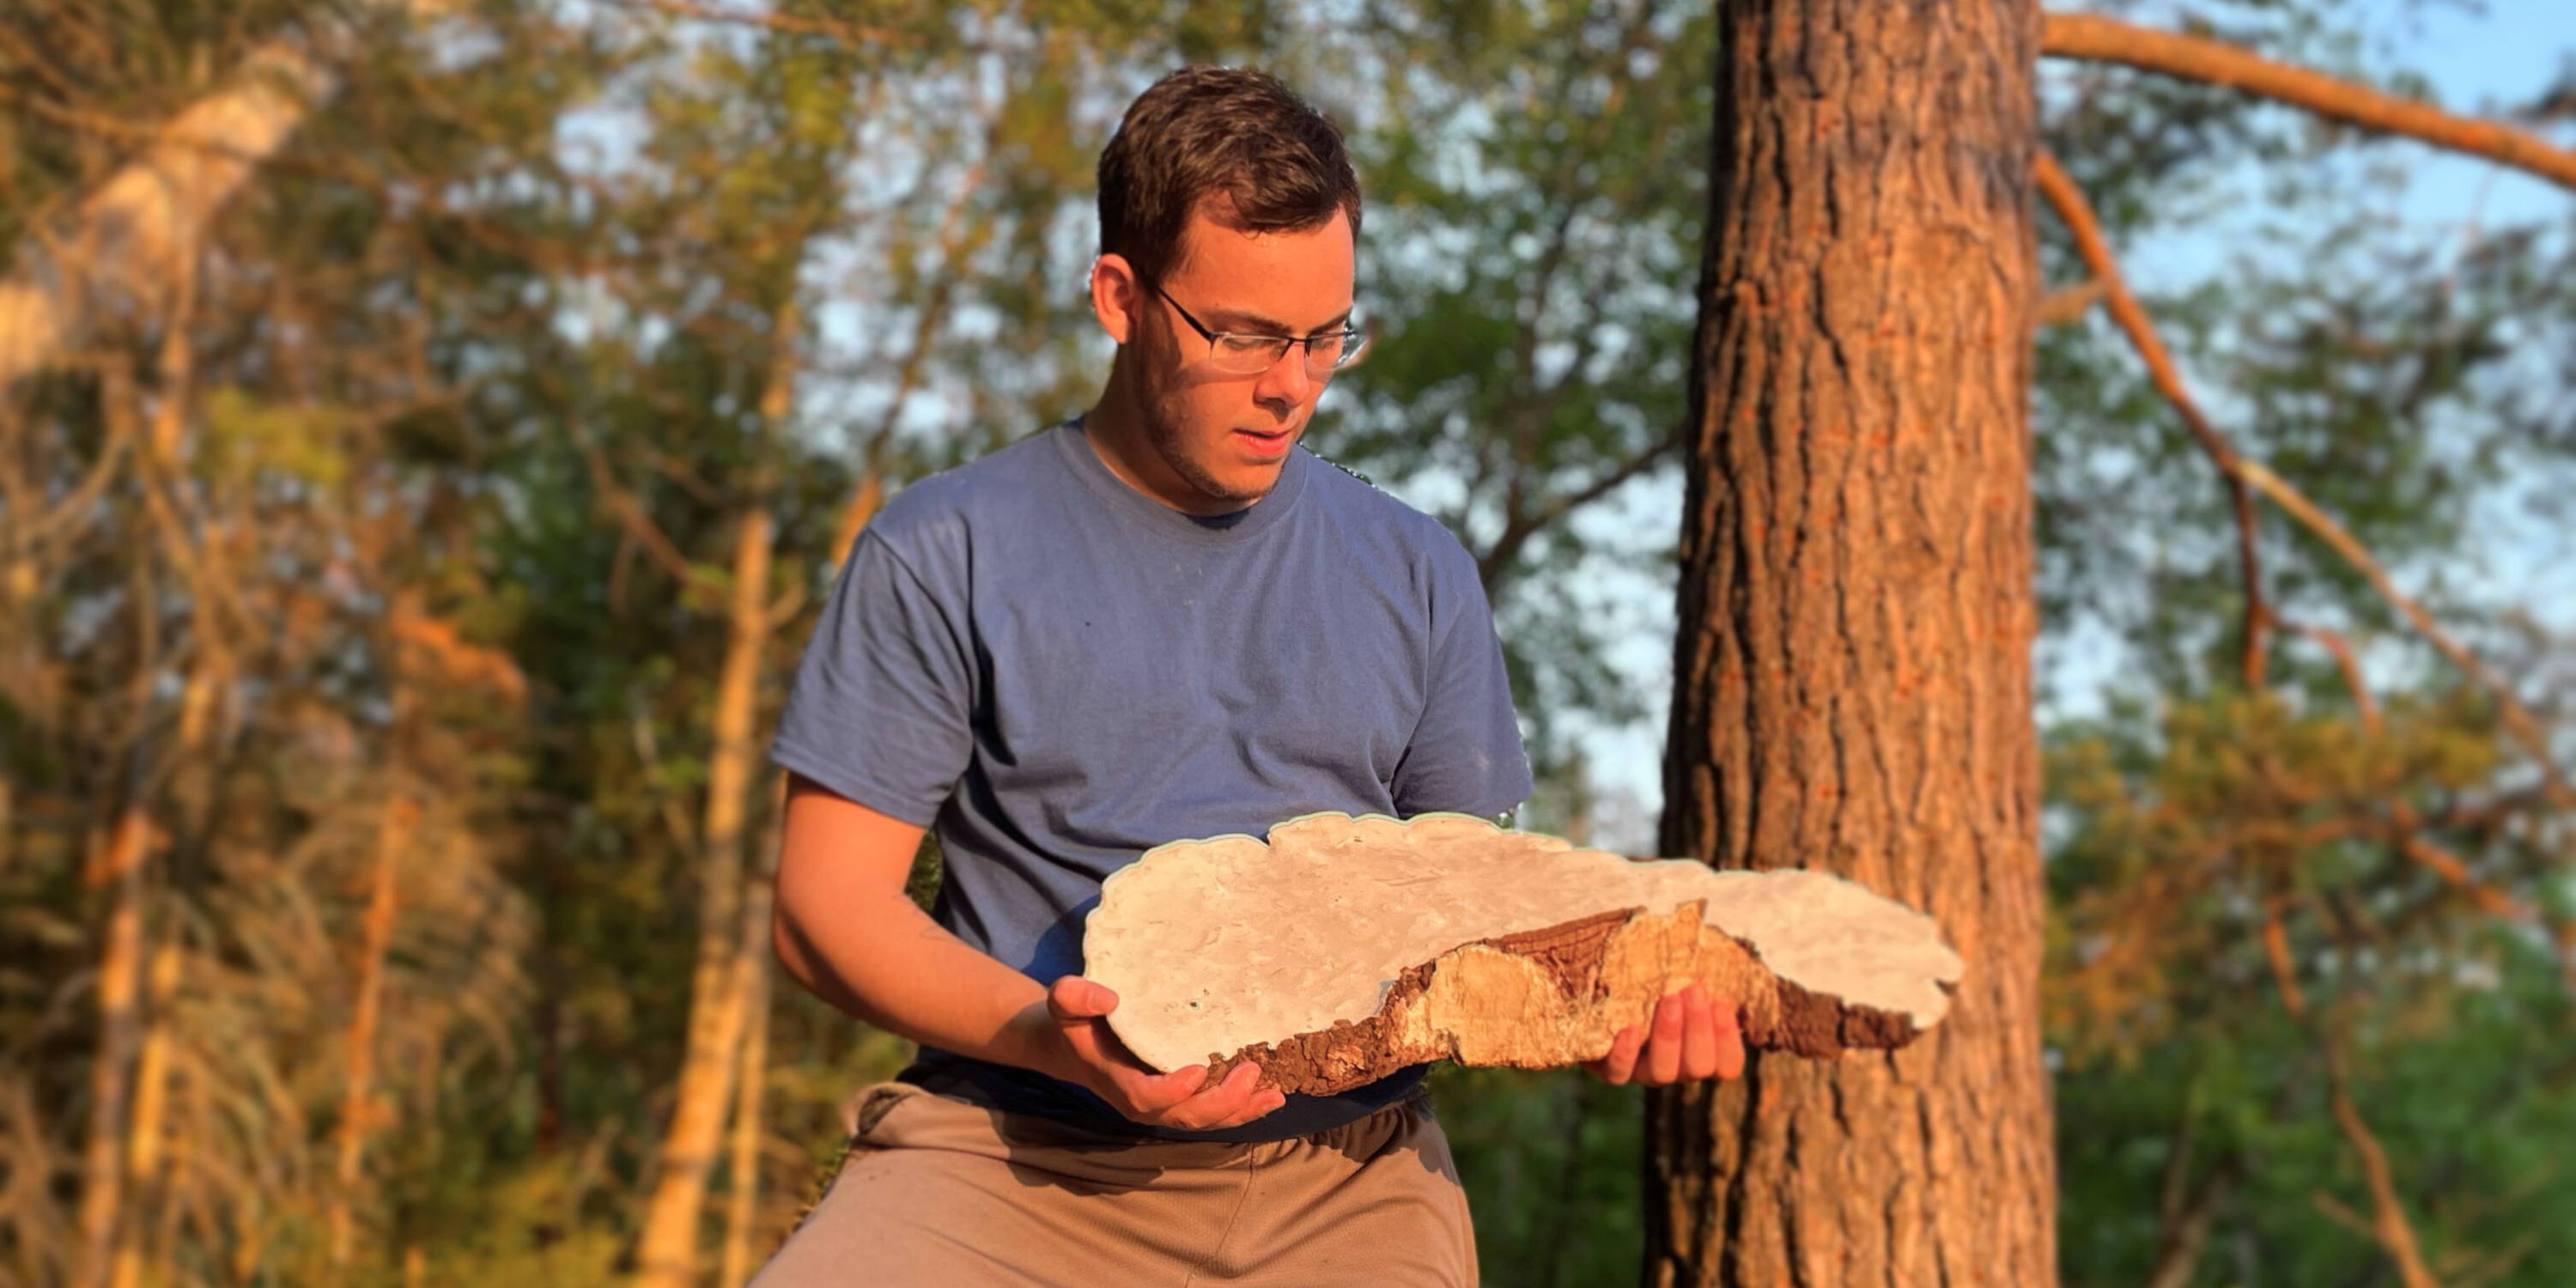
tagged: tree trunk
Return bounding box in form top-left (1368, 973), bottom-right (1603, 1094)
top-left (1644, 3), bottom-right (2054, 1286)
top-left (0, 40), bottom-right (331, 391)
top-left (328, 793), bottom-right (414, 1265)
top-left (75, 807), bottom-right (155, 1288)
top-left (718, 795), bottom-right (785, 1288)
top-left (633, 504), bottom-right (775, 1288)
top-left (106, 939), bottom-right (181, 1288)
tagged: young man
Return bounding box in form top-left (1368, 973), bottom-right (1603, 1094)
top-left (749, 67), bottom-right (1740, 1286)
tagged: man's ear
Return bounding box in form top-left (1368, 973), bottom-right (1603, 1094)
top-left (1090, 253), bottom-right (1141, 346)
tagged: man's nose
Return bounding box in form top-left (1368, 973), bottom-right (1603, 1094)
top-left (1254, 344), bottom-right (1314, 408)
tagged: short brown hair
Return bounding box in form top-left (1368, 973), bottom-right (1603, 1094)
top-left (1097, 67), bottom-right (1362, 286)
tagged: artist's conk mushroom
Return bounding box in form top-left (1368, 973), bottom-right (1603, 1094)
top-left (1084, 811), bottom-right (1965, 1095)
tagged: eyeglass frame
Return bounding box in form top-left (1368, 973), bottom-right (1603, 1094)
top-left (1143, 278), bottom-right (1369, 377)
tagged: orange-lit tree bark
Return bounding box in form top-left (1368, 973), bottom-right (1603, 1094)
top-left (632, 294), bottom-right (800, 1287)
top-left (326, 791), bottom-right (416, 1265)
top-left (1646, 3), bottom-right (2054, 1285)
top-left (73, 807), bottom-right (156, 1288)
top-left (631, 501), bottom-right (777, 1288)
top-left (717, 794), bottom-right (786, 1288)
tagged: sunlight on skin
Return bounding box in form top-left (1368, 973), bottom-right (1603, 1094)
top-left (1080, 202), bottom-right (1354, 515)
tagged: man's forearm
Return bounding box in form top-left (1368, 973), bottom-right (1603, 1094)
top-left (773, 890), bottom-right (1067, 1081)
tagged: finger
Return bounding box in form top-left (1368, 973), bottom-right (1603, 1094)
top-left (1211, 1064), bottom-right (1286, 1127)
top-left (1119, 1062), bottom-right (1206, 1116)
top-left (1716, 999), bottom-right (1747, 1081)
top-left (1645, 990), bottom-right (1687, 1084)
top-left (1047, 975), bottom-right (1116, 1022)
top-left (1681, 986), bottom-right (1721, 1081)
top-left (1166, 1060), bottom-right (1265, 1130)
top-left (1598, 1025), bottom-right (1645, 1085)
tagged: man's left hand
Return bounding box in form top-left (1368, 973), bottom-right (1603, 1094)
top-left (1582, 984), bottom-right (1746, 1086)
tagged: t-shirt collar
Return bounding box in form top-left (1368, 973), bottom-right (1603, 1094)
top-left (1055, 413), bottom-right (1309, 546)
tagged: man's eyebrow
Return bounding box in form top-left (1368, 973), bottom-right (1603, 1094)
top-left (1211, 307), bottom-right (1354, 336)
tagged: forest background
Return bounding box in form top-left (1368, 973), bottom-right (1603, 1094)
top-left (4, 1), bottom-right (2574, 1285)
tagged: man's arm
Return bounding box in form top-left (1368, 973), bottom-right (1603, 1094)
top-left (770, 773), bottom-right (1285, 1131)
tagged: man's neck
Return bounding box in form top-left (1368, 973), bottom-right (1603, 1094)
top-left (1080, 370), bottom-right (1261, 518)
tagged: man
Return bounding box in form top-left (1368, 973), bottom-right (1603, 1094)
top-left (749, 66), bottom-right (1741, 1286)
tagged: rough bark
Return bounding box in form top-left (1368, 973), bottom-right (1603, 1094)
top-left (1645, 3), bottom-right (2055, 1286)
top-left (1199, 902), bottom-right (1934, 1097)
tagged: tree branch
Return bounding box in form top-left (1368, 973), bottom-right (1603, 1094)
top-left (2231, 460), bottom-right (2576, 813)
top-left (580, 441), bottom-right (720, 600)
top-left (2322, 1034), bottom-right (2447, 1288)
top-left (2041, 12), bottom-right (2576, 192)
top-left (2036, 278), bottom-right (2107, 328)
top-left (1474, 429), bottom-right (1678, 591)
top-left (2035, 151), bottom-right (2575, 813)
top-left (2033, 153), bottom-right (2270, 686)
top-left (605, 0), bottom-right (901, 46)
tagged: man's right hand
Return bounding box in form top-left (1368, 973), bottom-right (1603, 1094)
top-left (1030, 975), bottom-right (1287, 1132)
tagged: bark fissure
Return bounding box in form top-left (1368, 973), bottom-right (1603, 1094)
top-left (1648, 2), bottom-right (2053, 1285)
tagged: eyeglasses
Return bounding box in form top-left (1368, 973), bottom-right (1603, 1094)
top-left (1146, 280), bottom-right (1370, 378)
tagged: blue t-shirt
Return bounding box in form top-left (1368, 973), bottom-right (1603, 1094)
top-left (767, 414), bottom-right (1533, 1142)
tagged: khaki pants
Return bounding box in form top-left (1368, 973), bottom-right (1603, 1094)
top-left (747, 1082), bottom-right (1478, 1287)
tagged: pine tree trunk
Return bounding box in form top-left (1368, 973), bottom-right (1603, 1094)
top-left (1644, 3), bottom-right (2055, 1285)
top-left (634, 505), bottom-right (775, 1288)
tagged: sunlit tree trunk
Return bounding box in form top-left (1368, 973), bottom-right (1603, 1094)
top-left (0, 41), bottom-right (329, 390)
top-left (718, 798), bottom-right (785, 1288)
top-left (634, 504), bottom-right (775, 1288)
top-left (75, 807), bottom-right (155, 1288)
top-left (635, 307), bottom-right (799, 1285)
top-left (328, 792), bottom-right (415, 1265)
top-left (1644, 3), bottom-right (2055, 1285)
top-left (105, 939), bottom-right (180, 1288)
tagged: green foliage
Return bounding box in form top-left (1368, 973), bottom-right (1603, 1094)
top-left (7, 1), bottom-right (2573, 1285)
top-left (1431, 1065), bottom-right (1647, 1286)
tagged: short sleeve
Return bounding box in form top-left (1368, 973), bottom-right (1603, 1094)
top-left (1389, 530), bottom-right (1534, 820)
top-left (767, 529), bottom-right (975, 826)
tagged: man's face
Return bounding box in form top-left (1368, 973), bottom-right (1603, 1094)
top-left (1103, 204), bottom-right (1355, 508)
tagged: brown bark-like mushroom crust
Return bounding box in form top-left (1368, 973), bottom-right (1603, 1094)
top-left (1084, 812), bottom-right (1959, 1094)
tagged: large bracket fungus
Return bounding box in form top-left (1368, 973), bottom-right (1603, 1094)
top-left (1084, 812), bottom-right (1965, 1095)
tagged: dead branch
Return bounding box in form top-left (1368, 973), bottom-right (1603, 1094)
top-left (2033, 153), bottom-right (2270, 686)
top-left (605, 0), bottom-right (899, 46)
top-left (2037, 279), bottom-right (2107, 327)
top-left (2232, 461), bottom-right (2576, 814)
top-left (2034, 152), bottom-right (2576, 814)
top-left (2281, 620), bottom-right (2379, 732)
top-left (2322, 1036), bottom-right (2446, 1288)
top-left (2042, 12), bottom-right (2576, 192)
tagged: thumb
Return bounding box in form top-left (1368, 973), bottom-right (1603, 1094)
top-left (1047, 975), bottom-right (1116, 1023)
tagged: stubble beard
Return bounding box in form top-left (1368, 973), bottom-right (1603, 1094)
top-left (1139, 392), bottom-right (1278, 507)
